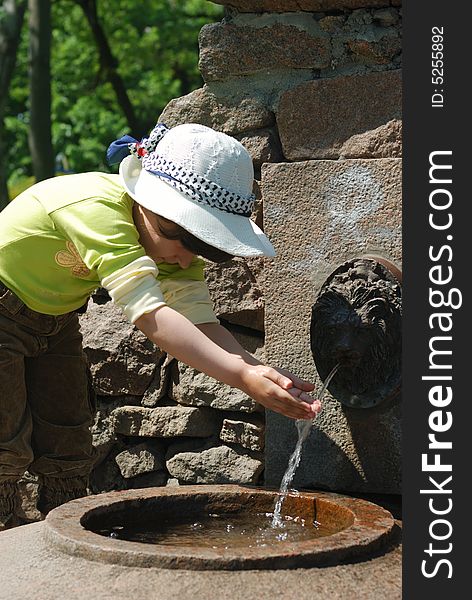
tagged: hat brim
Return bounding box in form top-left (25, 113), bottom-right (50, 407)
top-left (119, 155), bottom-right (275, 258)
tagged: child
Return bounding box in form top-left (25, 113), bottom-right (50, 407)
top-left (0, 123), bottom-right (320, 530)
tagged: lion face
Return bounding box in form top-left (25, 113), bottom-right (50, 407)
top-left (310, 260), bottom-right (401, 408)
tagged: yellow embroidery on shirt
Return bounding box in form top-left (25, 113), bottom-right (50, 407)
top-left (55, 241), bottom-right (90, 278)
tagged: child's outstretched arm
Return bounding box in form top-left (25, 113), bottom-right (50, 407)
top-left (135, 307), bottom-right (320, 420)
top-left (197, 322), bottom-right (321, 411)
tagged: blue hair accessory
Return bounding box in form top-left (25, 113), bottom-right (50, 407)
top-left (106, 123), bottom-right (169, 166)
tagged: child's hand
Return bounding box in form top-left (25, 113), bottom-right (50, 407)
top-left (287, 386), bottom-right (322, 418)
top-left (240, 365), bottom-right (322, 420)
top-left (275, 367), bottom-right (322, 417)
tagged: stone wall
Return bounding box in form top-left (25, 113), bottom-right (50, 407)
top-left (160, 0), bottom-right (402, 495)
top-left (84, 297), bottom-right (265, 494)
top-left (18, 0), bottom-right (402, 517)
top-left (88, 0), bottom-right (401, 497)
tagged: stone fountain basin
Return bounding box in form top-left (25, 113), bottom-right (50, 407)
top-left (43, 485), bottom-right (395, 570)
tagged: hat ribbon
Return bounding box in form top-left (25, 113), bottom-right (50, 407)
top-left (144, 155), bottom-right (255, 217)
top-left (106, 123), bottom-right (169, 166)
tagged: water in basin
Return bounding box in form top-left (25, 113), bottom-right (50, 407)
top-left (96, 509), bottom-right (338, 548)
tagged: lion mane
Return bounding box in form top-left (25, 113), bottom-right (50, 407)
top-left (310, 260), bottom-right (401, 406)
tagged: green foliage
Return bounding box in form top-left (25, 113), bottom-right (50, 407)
top-left (8, 175), bottom-right (35, 200)
top-left (5, 0), bottom-right (223, 188)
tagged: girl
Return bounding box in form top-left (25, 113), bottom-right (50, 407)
top-left (0, 123), bottom-right (320, 529)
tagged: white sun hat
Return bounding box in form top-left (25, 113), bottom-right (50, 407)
top-left (110, 122), bottom-right (275, 258)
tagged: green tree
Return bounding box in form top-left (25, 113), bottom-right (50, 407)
top-left (4, 0), bottom-right (223, 194)
top-left (73, 0), bottom-right (142, 135)
top-left (28, 0), bottom-right (55, 182)
top-left (0, 0), bottom-right (27, 209)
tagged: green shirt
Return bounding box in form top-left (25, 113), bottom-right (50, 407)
top-left (0, 172), bottom-right (206, 315)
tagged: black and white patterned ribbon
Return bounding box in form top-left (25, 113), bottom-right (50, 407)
top-left (142, 155), bottom-right (255, 217)
top-left (129, 123), bottom-right (169, 159)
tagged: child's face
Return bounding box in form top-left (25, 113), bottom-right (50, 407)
top-left (133, 204), bottom-right (195, 269)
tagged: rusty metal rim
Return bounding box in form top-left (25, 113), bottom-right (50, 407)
top-left (43, 485), bottom-right (395, 570)
top-left (362, 255), bottom-right (403, 284)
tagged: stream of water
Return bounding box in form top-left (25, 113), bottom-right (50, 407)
top-left (271, 364), bottom-right (340, 528)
